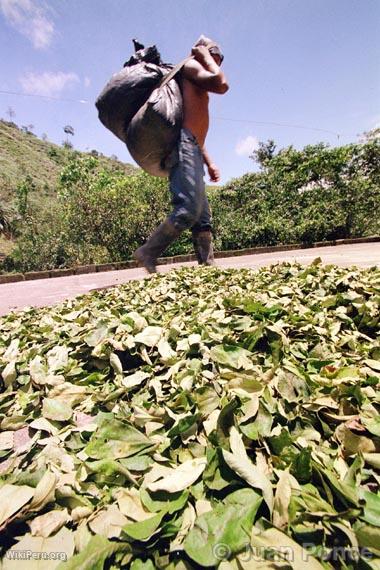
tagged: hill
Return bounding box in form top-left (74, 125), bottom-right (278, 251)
top-left (0, 119), bottom-right (137, 210)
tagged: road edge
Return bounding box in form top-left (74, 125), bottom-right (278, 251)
top-left (1, 235), bottom-right (379, 284)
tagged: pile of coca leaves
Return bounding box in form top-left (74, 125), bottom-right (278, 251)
top-left (0, 260), bottom-right (379, 570)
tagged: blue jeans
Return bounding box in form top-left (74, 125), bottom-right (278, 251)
top-left (167, 128), bottom-right (212, 233)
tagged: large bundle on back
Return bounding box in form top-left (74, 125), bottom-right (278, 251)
top-left (96, 41), bottom-right (185, 177)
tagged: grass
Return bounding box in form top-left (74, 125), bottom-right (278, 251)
top-left (0, 119), bottom-right (137, 212)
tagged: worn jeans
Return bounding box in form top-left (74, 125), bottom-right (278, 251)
top-left (167, 128), bottom-right (212, 233)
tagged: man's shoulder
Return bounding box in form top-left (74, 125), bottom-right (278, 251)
top-left (182, 58), bottom-right (204, 76)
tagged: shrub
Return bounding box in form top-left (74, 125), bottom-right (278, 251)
top-left (211, 138), bottom-right (380, 248)
top-left (4, 137), bottom-right (379, 273)
top-left (6, 156), bottom-right (194, 272)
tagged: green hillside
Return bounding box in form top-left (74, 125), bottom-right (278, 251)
top-left (0, 119), bottom-right (136, 209)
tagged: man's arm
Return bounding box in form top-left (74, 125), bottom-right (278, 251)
top-left (202, 147), bottom-right (220, 183)
top-left (183, 47), bottom-right (229, 94)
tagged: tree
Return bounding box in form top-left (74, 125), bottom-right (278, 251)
top-left (6, 107), bottom-right (15, 121)
top-left (63, 125), bottom-right (75, 136)
top-left (63, 125), bottom-right (75, 149)
top-left (250, 139), bottom-right (277, 169)
top-left (21, 125), bottom-right (34, 134)
top-left (16, 175), bottom-right (35, 218)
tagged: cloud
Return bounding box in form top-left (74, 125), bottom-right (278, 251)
top-left (84, 76), bottom-right (91, 88)
top-left (235, 135), bottom-right (259, 157)
top-left (19, 71), bottom-right (80, 97)
top-left (0, 0), bottom-right (55, 49)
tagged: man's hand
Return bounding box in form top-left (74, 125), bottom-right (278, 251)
top-left (191, 45), bottom-right (214, 64)
top-left (207, 164), bottom-right (220, 183)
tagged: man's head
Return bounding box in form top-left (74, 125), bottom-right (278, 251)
top-left (193, 35), bottom-right (224, 65)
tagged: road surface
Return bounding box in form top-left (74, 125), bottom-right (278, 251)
top-left (0, 242), bottom-right (379, 317)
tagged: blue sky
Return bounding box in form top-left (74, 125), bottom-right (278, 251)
top-left (0, 0), bottom-right (379, 184)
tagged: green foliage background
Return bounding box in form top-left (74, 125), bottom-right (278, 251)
top-left (1, 128), bottom-right (379, 273)
top-left (211, 137), bottom-right (380, 249)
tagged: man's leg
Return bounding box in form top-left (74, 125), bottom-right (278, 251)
top-left (169, 127), bottom-right (215, 266)
top-left (167, 129), bottom-right (205, 230)
top-left (191, 194), bottom-right (215, 266)
top-left (133, 219), bottom-right (181, 274)
top-left (133, 128), bottom-right (204, 273)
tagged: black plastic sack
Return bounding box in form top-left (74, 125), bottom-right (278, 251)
top-left (95, 63), bottom-right (170, 143)
top-left (126, 74), bottom-right (183, 177)
top-left (96, 41), bottom-right (185, 177)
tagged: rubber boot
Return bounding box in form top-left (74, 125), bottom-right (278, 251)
top-left (133, 219), bottom-right (181, 274)
top-left (192, 230), bottom-right (216, 266)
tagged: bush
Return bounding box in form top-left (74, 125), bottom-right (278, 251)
top-left (47, 147), bottom-right (59, 160)
top-left (4, 136), bottom-right (380, 273)
top-left (211, 137), bottom-right (380, 249)
top-left (5, 156), bottom-right (194, 272)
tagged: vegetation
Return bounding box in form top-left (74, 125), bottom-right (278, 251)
top-left (0, 119), bottom-right (136, 246)
top-left (211, 135), bottom-right (380, 249)
top-left (0, 120), bottom-right (379, 273)
top-left (0, 262), bottom-right (379, 568)
top-left (2, 156), bottom-right (175, 272)
top-left (0, 120), bottom-right (135, 204)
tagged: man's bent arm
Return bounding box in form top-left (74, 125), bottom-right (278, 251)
top-left (183, 52), bottom-right (229, 94)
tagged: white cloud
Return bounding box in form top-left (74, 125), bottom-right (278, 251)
top-left (19, 71), bottom-right (80, 97)
top-left (84, 76), bottom-right (91, 88)
top-left (235, 135), bottom-right (259, 157)
top-left (0, 0), bottom-right (55, 49)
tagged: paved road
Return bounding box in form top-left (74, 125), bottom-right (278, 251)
top-left (0, 243), bottom-right (379, 317)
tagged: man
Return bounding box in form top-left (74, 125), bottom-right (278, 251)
top-left (133, 35), bottom-right (229, 273)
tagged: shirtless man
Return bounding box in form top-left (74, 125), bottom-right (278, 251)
top-left (134, 36), bottom-right (229, 273)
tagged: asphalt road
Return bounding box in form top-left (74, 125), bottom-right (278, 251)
top-left (0, 242), bottom-right (379, 317)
